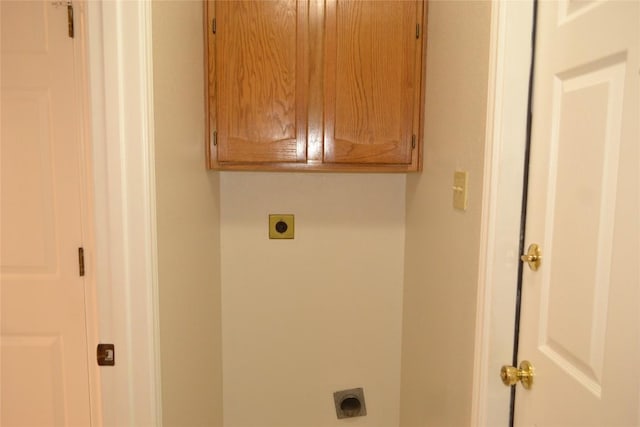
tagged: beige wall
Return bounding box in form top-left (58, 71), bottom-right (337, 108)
top-left (400, 1), bottom-right (492, 426)
top-left (151, 1), bottom-right (493, 426)
top-left (220, 172), bottom-right (406, 427)
top-left (152, 2), bottom-right (223, 426)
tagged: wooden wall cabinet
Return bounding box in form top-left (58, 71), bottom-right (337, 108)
top-left (205, 0), bottom-right (427, 172)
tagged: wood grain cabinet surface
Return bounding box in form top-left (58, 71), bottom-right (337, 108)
top-left (205, 0), bottom-right (426, 172)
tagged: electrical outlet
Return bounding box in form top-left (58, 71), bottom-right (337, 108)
top-left (269, 214), bottom-right (295, 239)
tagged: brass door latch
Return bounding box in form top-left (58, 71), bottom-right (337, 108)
top-left (521, 243), bottom-right (542, 271)
top-left (501, 360), bottom-right (534, 389)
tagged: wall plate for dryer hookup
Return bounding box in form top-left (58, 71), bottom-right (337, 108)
top-left (269, 214), bottom-right (294, 239)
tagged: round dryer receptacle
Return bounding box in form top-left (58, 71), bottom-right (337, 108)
top-left (340, 396), bottom-right (362, 417)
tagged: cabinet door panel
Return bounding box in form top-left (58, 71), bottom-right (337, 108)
top-left (324, 0), bottom-right (422, 165)
top-left (209, 0), bottom-right (308, 164)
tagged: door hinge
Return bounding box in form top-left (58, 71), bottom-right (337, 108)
top-left (212, 18), bottom-right (216, 34)
top-left (67, 2), bottom-right (74, 38)
top-left (78, 247), bottom-right (85, 277)
top-left (213, 130), bottom-right (218, 146)
top-left (411, 134), bottom-right (416, 149)
top-left (416, 23), bottom-right (420, 39)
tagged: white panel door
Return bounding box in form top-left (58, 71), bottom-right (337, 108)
top-left (515, 0), bottom-right (639, 425)
top-left (1, 1), bottom-right (92, 425)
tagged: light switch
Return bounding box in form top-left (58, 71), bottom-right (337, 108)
top-left (453, 171), bottom-right (468, 211)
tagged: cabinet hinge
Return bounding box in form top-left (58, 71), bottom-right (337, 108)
top-left (213, 130), bottom-right (218, 146)
top-left (415, 23), bottom-right (420, 39)
top-left (78, 247), bottom-right (85, 277)
top-left (411, 134), bottom-right (416, 149)
top-left (67, 2), bottom-right (74, 38)
top-left (212, 18), bottom-right (216, 34)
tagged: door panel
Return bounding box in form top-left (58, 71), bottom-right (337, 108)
top-left (1, 90), bottom-right (58, 274)
top-left (1, 336), bottom-right (66, 426)
top-left (516, 0), bottom-right (639, 424)
top-left (540, 57), bottom-right (625, 395)
top-left (1, 2), bottom-right (92, 425)
top-left (0, 1), bottom-right (48, 54)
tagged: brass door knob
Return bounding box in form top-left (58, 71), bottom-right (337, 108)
top-left (521, 243), bottom-right (542, 271)
top-left (500, 360), bottom-right (534, 389)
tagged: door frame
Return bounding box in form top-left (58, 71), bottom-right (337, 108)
top-left (471, 1), bottom-right (534, 425)
top-left (85, 1), bottom-right (162, 425)
top-left (83, 0), bottom-right (535, 425)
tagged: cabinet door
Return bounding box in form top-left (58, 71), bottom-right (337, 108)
top-left (206, 1), bottom-right (308, 166)
top-left (324, 0), bottom-right (424, 167)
